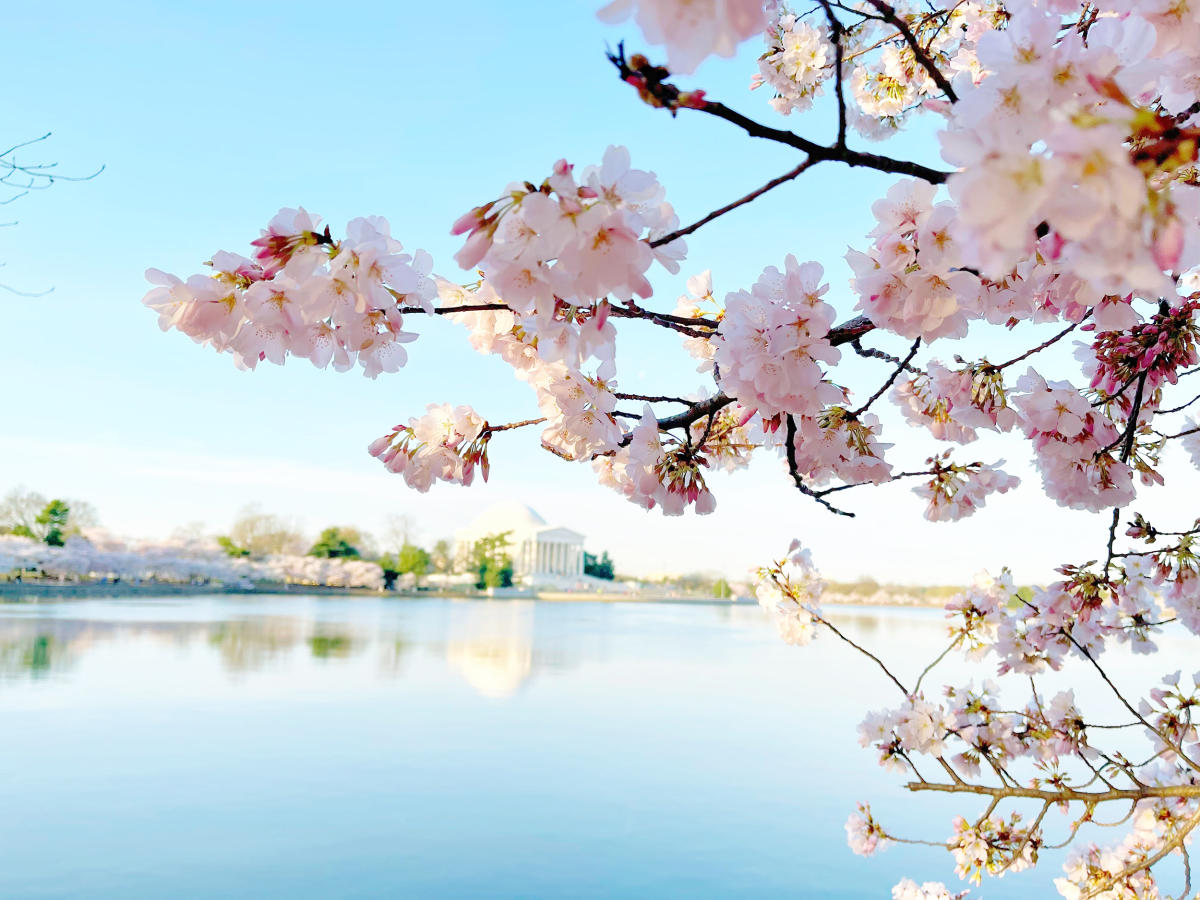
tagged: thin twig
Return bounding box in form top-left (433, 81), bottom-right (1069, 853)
top-left (861, 0), bottom-right (959, 101)
top-left (786, 414), bottom-right (856, 516)
top-left (853, 337), bottom-right (921, 417)
top-left (994, 318), bottom-right (1085, 370)
top-left (650, 158), bottom-right (817, 247)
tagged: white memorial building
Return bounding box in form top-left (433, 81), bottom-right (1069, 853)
top-left (454, 501), bottom-right (586, 585)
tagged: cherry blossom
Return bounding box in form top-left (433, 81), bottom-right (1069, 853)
top-left (598, 0), bottom-right (766, 74)
top-left (713, 255), bottom-right (843, 418)
top-left (147, 2), bottom-right (1200, 896)
top-left (144, 210), bottom-right (435, 377)
top-left (753, 11), bottom-right (829, 115)
top-left (913, 455), bottom-right (1019, 521)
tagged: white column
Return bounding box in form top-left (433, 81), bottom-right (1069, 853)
top-left (553, 542), bottom-right (561, 574)
top-left (535, 542), bottom-right (543, 573)
top-left (576, 545), bottom-right (582, 575)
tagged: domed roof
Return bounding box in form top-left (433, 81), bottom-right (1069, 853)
top-left (462, 501), bottom-right (547, 537)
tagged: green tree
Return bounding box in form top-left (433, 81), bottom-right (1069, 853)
top-left (379, 542), bottom-right (431, 589)
top-left (308, 527), bottom-right (362, 559)
top-left (584, 550), bottom-right (615, 580)
top-left (35, 500), bottom-right (71, 547)
top-left (216, 535), bottom-right (250, 557)
top-left (468, 532), bottom-right (513, 589)
top-left (712, 578), bottom-right (733, 599)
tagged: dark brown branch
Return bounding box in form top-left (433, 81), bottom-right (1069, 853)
top-left (818, 1), bottom-right (849, 147)
top-left (400, 302), bottom-right (510, 315)
top-left (1157, 393), bottom-right (1200, 415)
top-left (1121, 373), bottom-right (1149, 462)
top-left (850, 337), bottom-right (922, 374)
top-left (814, 467), bottom-right (939, 497)
top-left (623, 314), bottom-right (881, 441)
top-left (861, 0), bottom-right (959, 102)
top-left (612, 392), bottom-right (693, 404)
top-left (1159, 423), bottom-right (1200, 440)
top-left (700, 100), bottom-right (951, 183)
top-left (607, 47), bottom-right (951, 185)
top-left (1105, 507), bottom-right (1123, 576)
top-left (407, 299), bottom-right (717, 338)
top-left (786, 414), bottom-right (856, 516)
top-left (649, 157), bottom-right (818, 248)
top-left (609, 302), bottom-right (716, 329)
top-left (654, 393), bottom-right (735, 433)
top-left (828, 315), bottom-right (877, 346)
top-left (853, 337), bottom-right (921, 417)
top-left (994, 317), bottom-right (1085, 370)
top-left (483, 417), bottom-right (546, 434)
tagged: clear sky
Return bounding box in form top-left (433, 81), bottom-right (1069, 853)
top-left (2, 1), bottom-right (1192, 584)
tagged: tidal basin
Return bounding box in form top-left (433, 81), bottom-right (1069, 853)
top-left (2, 595), bottom-right (1172, 899)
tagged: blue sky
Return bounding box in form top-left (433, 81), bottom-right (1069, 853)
top-left (2, 1), bottom-right (1191, 583)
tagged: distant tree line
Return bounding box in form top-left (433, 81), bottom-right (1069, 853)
top-left (0, 488), bottom-right (98, 547)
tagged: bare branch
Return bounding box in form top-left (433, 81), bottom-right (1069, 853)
top-left (853, 337), bottom-right (921, 417)
top-left (649, 157), bottom-right (818, 248)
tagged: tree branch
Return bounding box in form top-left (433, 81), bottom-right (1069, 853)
top-left (607, 47), bottom-right (951, 184)
top-left (649, 157), bottom-right (818, 248)
top-left (861, 0), bottom-right (959, 102)
top-left (853, 337), bottom-right (921, 417)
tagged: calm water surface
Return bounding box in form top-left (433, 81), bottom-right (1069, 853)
top-left (0, 595), bottom-right (1177, 899)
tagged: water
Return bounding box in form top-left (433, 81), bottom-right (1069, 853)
top-left (0, 595), bottom-right (1187, 898)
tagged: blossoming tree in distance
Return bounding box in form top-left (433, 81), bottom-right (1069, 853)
top-left (146, 0), bottom-right (1200, 896)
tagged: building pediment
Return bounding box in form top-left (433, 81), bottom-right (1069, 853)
top-left (533, 526), bottom-right (585, 543)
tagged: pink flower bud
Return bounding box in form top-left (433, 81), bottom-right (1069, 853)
top-left (367, 435), bottom-right (393, 457)
top-left (450, 208), bottom-right (483, 236)
top-left (1152, 215), bottom-right (1184, 272)
top-left (453, 229), bottom-right (491, 271)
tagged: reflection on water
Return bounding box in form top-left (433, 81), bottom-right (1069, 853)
top-left (2, 595), bottom-right (1150, 900)
top-left (445, 601), bottom-right (535, 698)
top-left (208, 618), bottom-right (302, 671)
top-left (0, 633), bottom-right (64, 677)
top-left (308, 630), bottom-right (355, 660)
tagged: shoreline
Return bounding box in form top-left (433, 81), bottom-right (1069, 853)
top-left (0, 581), bottom-right (950, 608)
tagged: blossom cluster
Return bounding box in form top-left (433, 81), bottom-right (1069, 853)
top-left (0, 533), bottom-right (384, 590)
top-left (752, 11), bottom-right (829, 115)
top-left (452, 145), bottom-right (684, 336)
top-left (368, 403), bottom-right (489, 492)
top-left (593, 408), bottom-right (717, 515)
top-left (790, 406), bottom-right (893, 487)
top-left (913, 453), bottom-right (1019, 522)
top-left (713, 255), bottom-right (843, 419)
top-left (1012, 369), bottom-right (1136, 511)
top-left (847, 179), bottom-right (982, 342)
top-left (598, 0), bottom-right (765, 75)
top-left (942, 3), bottom-right (1200, 299)
top-left (145, 209), bottom-right (436, 378)
top-left (753, 539), bottom-right (824, 645)
top-left (750, 2), bottom-right (1004, 137)
top-left (893, 362), bottom-right (1017, 444)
